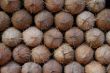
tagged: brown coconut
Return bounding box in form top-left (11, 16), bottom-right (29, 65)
top-left (1, 61), bottom-right (21, 73)
top-left (95, 44), bottom-right (110, 64)
top-left (65, 27), bottom-right (84, 47)
top-left (0, 11), bottom-right (10, 31)
top-left (22, 62), bottom-right (42, 73)
top-left (85, 61), bottom-right (105, 73)
top-left (0, 43), bottom-right (11, 65)
top-left (55, 11), bottom-right (74, 31)
top-left (54, 43), bottom-right (74, 64)
top-left (65, 0), bottom-right (85, 15)
top-left (45, 0), bottom-right (64, 12)
top-left (35, 10), bottom-right (53, 30)
top-left (76, 11), bottom-right (95, 31)
top-left (23, 27), bottom-right (43, 47)
top-left (12, 9), bottom-right (32, 30)
top-left (2, 27), bottom-right (22, 47)
top-left (0, 0), bottom-right (21, 13)
top-left (106, 31), bottom-right (110, 45)
top-left (96, 9), bottom-right (110, 31)
top-left (24, 0), bottom-right (44, 14)
top-left (13, 44), bottom-right (31, 64)
top-left (32, 45), bottom-right (51, 64)
top-left (43, 59), bottom-right (62, 73)
top-left (85, 28), bottom-right (105, 49)
top-left (75, 44), bottom-right (94, 65)
top-left (44, 28), bottom-right (63, 49)
top-left (64, 61), bottom-right (84, 73)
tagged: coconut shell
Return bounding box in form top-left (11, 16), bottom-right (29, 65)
top-left (2, 27), bottom-right (22, 47)
top-left (64, 61), bottom-right (84, 73)
top-left (65, 27), bottom-right (84, 47)
top-left (0, 0), bottom-right (21, 13)
top-left (65, 0), bottom-right (85, 15)
top-left (76, 11), bottom-right (95, 31)
top-left (12, 10), bottom-right (32, 30)
top-left (44, 28), bottom-right (63, 49)
top-left (55, 11), bottom-right (74, 31)
top-left (23, 27), bottom-right (43, 47)
top-left (54, 43), bottom-right (74, 64)
top-left (22, 62), bottom-right (42, 73)
top-left (32, 45), bottom-right (51, 64)
top-left (106, 31), bottom-right (110, 45)
top-left (85, 61), bottom-right (105, 73)
top-left (35, 10), bottom-right (53, 30)
top-left (43, 59), bottom-right (62, 73)
top-left (75, 44), bottom-right (94, 65)
top-left (24, 0), bottom-right (44, 14)
top-left (85, 28), bottom-right (105, 49)
top-left (13, 44), bottom-right (31, 64)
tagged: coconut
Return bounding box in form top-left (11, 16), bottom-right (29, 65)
top-left (106, 31), bottom-right (110, 45)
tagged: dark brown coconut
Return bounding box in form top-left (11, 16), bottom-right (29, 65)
top-left (55, 11), bottom-right (74, 31)
top-left (95, 44), bottom-right (110, 64)
top-left (13, 44), bottom-right (31, 64)
top-left (96, 9), bottom-right (110, 31)
top-left (44, 28), bottom-right (63, 49)
top-left (64, 61), bottom-right (84, 73)
top-left (43, 59), bottom-right (62, 73)
top-left (23, 27), bottom-right (43, 47)
top-left (0, 43), bottom-right (11, 65)
top-left (2, 27), bottom-right (22, 47)
top-left (65, 0), bottom-right (85, 15)
top-left (0, 0), bottom-right (21, 13)
top-left (85, 61), bottom-right (105, 73)
top-left (45, 0), bottom-right (64, 12)
top-left (24, 0), bottom-right (44, 14)
top-left (0, 11), bottom-right (10, 31)
top-left (54, 43), bottom-right (74, 64)
top-left (32, 45), bottom-right (51, 64)
top-left (12, 10), bottom-right (32, 30)
top-left (22, 62), bottom-right (42, 73)
top-left (75, 44), bottom-right (94, 65)
top-left (65, 27), bottom-right (84, 47)
top-left (76, 11), bottom-right (95, 31)
top-left (106, 31), bottom-right (110, 45)
top-left (35, 10), bottom-right (53, 30)
top-left (1, 61), bottom-right (21, 73)
top-left (85, 28), bottom-right (105, 49)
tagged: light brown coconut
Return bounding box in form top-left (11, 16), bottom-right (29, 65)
top-left (95, 44), bottom-right (110, 64)
top-left (23, 27), bottom-right (43, 47)
top-left (65, 0), bottom-right (85, 15)
top-left (35, 10), bottom-right (53, 30)
top-left (45, 0), bottom-right (64, 12)
top-left (13, 44), bottom-right (31, 64)
top-left (2, 27), bottom-right (22, 47)
top-left (1, 61), bottom-right (21, 73)
top-left (44, 28), bottom-right (63, 49)
top-left (85, 28), bottom-right (105, 49)
top-left (75, 44), bottom-right (94, 65)
top-left (22, 62), bottom-right (42, 73)
top-left (96, 9), bottom-right (110, 31)
top-left (24, 0), bottom-right (44, 14)
top-left (85, 61), bottom-right (105, 73)
top-left (55, 11), bottom-right (74, 31)
top-left (0, 43), bottom-right (11, 65)
top-left (85, 0), bottom-right (105, 13)
top-left (76, 11), bottom-right (95, 31)
top-left (0, 11), bottom-right (10, 31)
top-left (0, 0), bottom-right (21, 13)
top-left (64, 61), bottom-right (84, 73)
top-left (106, 31), bottom-right (110, 45)
top-left (11, 9), bottom-right (32, 30)
top-left (107, 64), bottom-right (110, 73)
top-left (32, 45), bottom-right (51, 64)
top-left (43, 59), bottom-right (62, 73)
top-left (54, 43), bottom-right (74, 64)
top-left (65, 27), bottom-right (84, 47)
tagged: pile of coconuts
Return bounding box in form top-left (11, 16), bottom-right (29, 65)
top-left (0, 0), bottom-right (110, 73)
